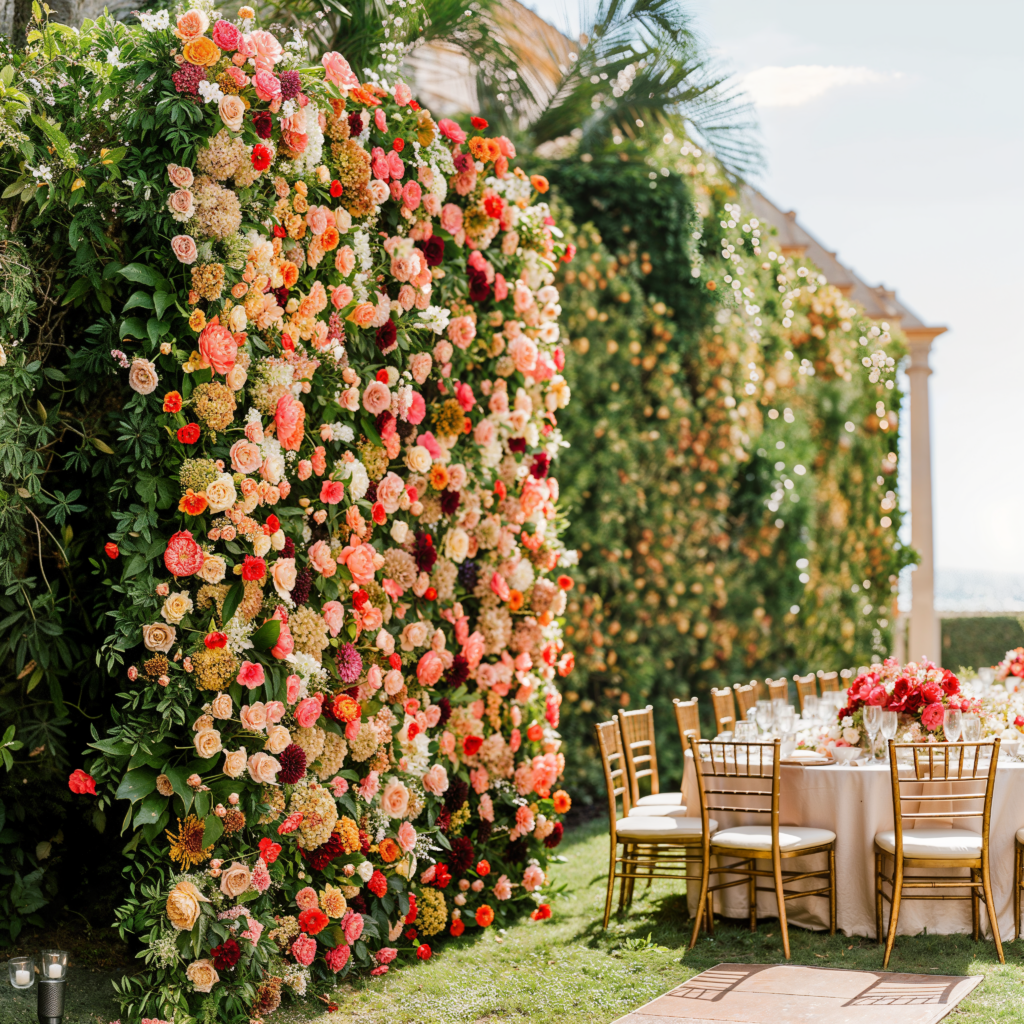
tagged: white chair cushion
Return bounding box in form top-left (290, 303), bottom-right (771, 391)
top-left (628, 804), bottom-right (689, 818)
top-left (875, 828), bottom-right (983, 859)
top-left (616, 816), bottom-right (715, 840)
top-left (635, 793), bottom-right (684, 807)
top-left (712, 825), bottom-right (835, 852)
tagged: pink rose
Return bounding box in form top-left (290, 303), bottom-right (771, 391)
top-left (253, 69), bottom-right (281, 102)
top-left (272, 557), bottom-right (296, 599)
top-left (397, 821), bottom-right (417, 853)
top-left (335, 246), bottom-right (356, 276)
top-left (440, 204), bottom-right (463, 234)
top-left (402, 181), bottom-right (422, 211)
top-left (322, 51), bottom-right (358, 88)
top-left (295, 696), bottom-right (322, 729)
top-left (230, 439), bottom-right (262, 474)
top-left (376, 472), bottom-right (405, 514)
top-left (406, 392), bottom-right (426, 425)
top-left (455, 382), bottom-right (475, 411)
top-left (494, 273), bottom-right (509, 301)
top-left (211, 19), bottom-right (239, 50)
top-left (237, 661), bottom-right (265, 690)
top-left (320, 480), bottom-right (345, 505)
top-left (168, 164), bottom-right (194, 188)
top-left (509, 336), bottom-right (539, 374)
top-left (866, 686), bottom-right (887, 706)
top-left (447, 316), bottom-right (476, 350)
top-left (248, 29), bottom-right (283, 71)
top-left (171, 234), bottom-right (198, 264)
top-left (522, 864), bottom-right (545, 892)
top-left (409, 353), bottom-right (432, 385)
top-left (198, 323), bottom-right (237, 376)
top-left (271, 621), bottom-right (294, 660)
top-left (275, 392), bottom-right (305, 451)
top-left (921, 702), bottom-right (945, 732)
top-left (422, 763), bottom-right (449, 796)
top-left (339, 543), bottom-right (379, 585)
top-left (265, 701), bottom-right (285, 724)
top-left (381, 778), bottom-right (410, 818)
top-left (286, 674), bottom-right (302, 704)
top-left (240, 702), bottom-right (268, 732)
top-left (322, 601), bottom-right (344, 637)
top-left (342, 911), bottom-right (364, 944)
top-left (362, 380), bottom-right (391, 415)
top-left (306, 205), bottom-right (329, 236)
top-left (461, 631), bottom-right (486, 669)
top-left (246, 751), bottom-right (280, 785)
top-left (437, 119), bottom-right (467, 144)
top-left (417, 650), bottom-right (444, 687)
top-left (309, 539), bottom-right (337, 578)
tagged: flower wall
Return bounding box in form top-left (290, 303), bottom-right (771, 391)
top-left (2, 7), bottom-right (575, 1020)
top-left (549, 140), bottom-right (913, 796)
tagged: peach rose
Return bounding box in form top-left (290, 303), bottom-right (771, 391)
top-left (166, 879), bottom-right (208, 930)
top-left (222, 747), bottom-right (247, 778)
top-left (417, 650), bottom-right (444, 687)
top-left (226, 363), bottom-right (247, 391)
top-left (275, 392), bottom-right (305, 451)
top-left (209, 693), bottom-right (233, 719)
top-left (194, 727), bottom-right (223, 759)
top-left (239, 702), bottom-right (267, 732)
top-left (219, 860), bottom-right (252, 898)
top-left (175, 9), bottom-right (209, 40)
top-left (322, 601), bottom-right (344, 637)
top-left (308, 539), bottom-right (336, 578)
top-left (265, 724), bottom-right (291, 754)
top-left (168, 164), bottom-right (194, 188)
top-left (376, 472), bottom-right (405, 514)
top-left (142, 622), bottom-right (176, 653)
top-left (186, 958), bottom-right (219, 993)
top-left (381, 777), bottom-right (410, 818)
top-left (362, 380), bottom-right (391, 415)
top-left (322, 51), bottom-right (358, 88)
top-left (272, 557), bottom-right (296, 598)
top-left (171, 234), bottom-right (198, 264)
top-left (347, 302), bottom-right (376, 327)
top-left (230, 439), bottom-right (263, 474)
top-left (447, 316), bottom-right (476, 350)
top-left (219, 94), bottom-right (245, 132)
top-left (198, 554), bottom-right (227, 584)
top-left (249, 29), bottom-right (283, 70)
top-left (198, 323), bottom-right (237, 376)
top-left (183, 36), bottom-right (220, 68)
top-left (128, 358), bottom-right (159, 395)
top-left (247, 751), bottom-right (280, 785)
top-left (340, 542), bottom-right (379, 585)
top-left (167, 188), bottom-right (194, 220)
top-left (422, 763), bottom-right (449, 796)
top-left (401, 620), bottom-right (430, 651)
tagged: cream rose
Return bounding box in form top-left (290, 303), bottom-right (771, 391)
top-left (225, 363), bottom-right (248, 392)
top-left (166, 879), bottom-right (208, 930)
top-left (265, 724), bottom-right (291, 754)
top-left (272, 557), bottom-right (297, 599)
top-left (444, 527), bottom-right (469, 564)
top-left (161, 591), bottom-right (194, 624)
top-left (227, 303), bottom-right (248, 334)
top-left (381, 777), bottom-right (410, 818)
top-left (219, 94), bottom-right (245, 132)
top-left (400, 620), bottom-right (430, 651)
top-left (205, 474), bottom-right (237, 513)
top-left (406, 445), bottom-right (432, 474)
top-left (171, 234), bottom-right (198, 264)
top-left (194, 728), bottom-right (223, 759)
top-left (252, 533), bottom-right (272, 558)
top-left (247, 751), bottom-right (280, 785)
top-left (219, 861), bottom-right (252, 898)
top-left (128, 358), bottom-right (159, 395)
top-left (167, 188), bottom-right (194, 221)
top-left (239, 702), bottom-right (267, 732)
top-left (209, 693), bottom-right (233, 719)
top-left (197, 553), bottom-right (227, 584)
top-left (142, 622), bottom-right (176, 653)
top-left (185, 958), bottom-right (219, 993)
top-left (222, 747), bottom-right (247, 778)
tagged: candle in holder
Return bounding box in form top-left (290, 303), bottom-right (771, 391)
top-left (15, 970), bottom-right (30, 986)
top-left (47, 964), bottom-right (62, 979)
top-left (39, 949), bottom-right (67, 984)
top-left (9, 956), bottom-right (34, 988)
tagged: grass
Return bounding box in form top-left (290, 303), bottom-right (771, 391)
top-left (4, 817), bottom-right (1023, 1023)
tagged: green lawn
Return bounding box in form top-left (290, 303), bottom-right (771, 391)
top-left (4, 817), bottom-right (1022, 1024)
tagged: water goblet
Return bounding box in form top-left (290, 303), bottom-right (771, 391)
top-left (803, 694), bottom-right (819, 725)
top-left (777, 706), bottom-right (796, 735)
top-left (943, 708), bottom-right (963, 744)
top-left (755, 699), bottom-right (774, 735)
top-left (880, 710), bottom-right (898, 760)
top-left (863, 704), bottom-right (882, 760)
top-left (962, 715), bottom-right (982, 743)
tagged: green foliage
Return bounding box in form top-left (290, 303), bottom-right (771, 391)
top-left (943, 617), bottom-right (1024, 675)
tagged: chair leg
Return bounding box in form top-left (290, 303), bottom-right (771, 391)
top-left (1016, 840), bottom-right (1022, 943)
top-left (874, 850), bottom-right (883, 943)
top-left (882, 859), bottom-right (904, 970)
top-left (772, 850), bottom-right (791, 959)
top-left (970, 868), bottom-right (979, 942)
top-left (624, 845), bottom-right (640, 908)
top-left (981, 857), bottom-right (1005, 964)
top-left (689, 848), bottom-right (711, 950)
top-left (602, 839), bottom-right (617, 929)
top-left (748, 861), bottom-right (757, 932)
top-left (828, 845), bottom-right (836, 936)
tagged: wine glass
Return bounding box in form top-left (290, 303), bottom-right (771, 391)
top-left (777, 705), bottom-right (796, 735)
top-left (803, 695), bottom-right (819, 727)
top-left (943, 708), bottom-right (963, 744)
top-left (863, 704), bottom-right (882, 760)
top-left (880, 710), bottom-right (898, 761)
top-left (735, 721), bottom-right (757, 745)
top-left (962, 715), bottom-right (982, 742)
top-left (755, 699), bottom-right (774, 735)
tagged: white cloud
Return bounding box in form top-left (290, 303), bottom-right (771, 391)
top-left (740, 65), bottom-right (898, 108)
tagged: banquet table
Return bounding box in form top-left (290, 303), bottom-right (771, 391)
top-left (680, 753), bottom-right (1024, 940)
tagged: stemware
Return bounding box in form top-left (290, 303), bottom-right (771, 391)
top-left (734, 721), bottom-right (757, 744)
top-left (863, 704), bottom-right (882, 760)
top-left (803, 694), bottom-right (819, 725)
top-left (754, 699), bottom-right (774, 735)
top-left (880, 710), bottom-right (898, 758)
top-left (776, 705), bottom-right (796, 735)
top-left (943, 708), bottom-right (963, 744)
top-left (962, 715), bottom-right (982, 743)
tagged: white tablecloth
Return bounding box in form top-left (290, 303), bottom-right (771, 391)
top-left (681, 755), bottom-right (1024, 940)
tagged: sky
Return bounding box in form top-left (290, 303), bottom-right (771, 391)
top-left (522, 0), bottom-right (1024, 593)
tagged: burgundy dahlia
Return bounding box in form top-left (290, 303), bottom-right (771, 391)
top-left (278, 743), bottom-right (307, 785)
top-left (299, 830), bottom-right (345, 870)
top-left (449, 835), bottom-right (474, 873)
top-left (290, 566), bottom-right (313, 605)
top-left (278, 69), bottom-right (301, 100)
top-left (252, 110), bottom-right (273, 139)
top-left (376, 319), bottom-right (398, 354)
top-left (444, 654), bottom-right (470, 690)
top-left (476, 819), bottom-right (493, 844)
top-left (440, 488), bottom-right (461, 516)
top-left (436, 697), bottom-right (452, 726)
top-left (508, 437), bottom-right (527, 454)
top-left (336, 642), bottom-right (363, 683)
top-left (444, 777), bottom-right (469, 812)
top-left (531, 452), bottom-right (551, 479)
top-left (413, 531), bottom-right (437, 573)
top-left (210, 938), bottom-right (241, 970)
top-left (281, 536), bottom-right (295, 559)
top-left (347, 111), bottom-right (364, 137)
top-left (415, 235), bottom-right (445, 267)
top-left (544, 822), bottom-right (564, 849)
top-left (468, 265), bottom-right (490, 303)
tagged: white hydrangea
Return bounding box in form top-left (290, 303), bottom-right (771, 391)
top-left (339, 459), bottom-right (369, 500)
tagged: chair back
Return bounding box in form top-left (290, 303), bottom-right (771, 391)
top-left (768, 678), bottom-right (789, 703)
top-left (596, 719), bottom-right (632, 830)
top-left (618, 705), bottom-right (662, 804)
top-left (886, 739), bottom-right (1001, 856)
top-left (818, 671), bottom-right (839, 694)
top-left (710, 687), bottom-right (736, 734)
top-left (673, 697), bottom-right (701, 751)
top-left (688, 735), bottom-right (781, 852)
top-left (734, 682), bottom-right (758, 720)
top-left (794, 673), bottom-right (817, 711)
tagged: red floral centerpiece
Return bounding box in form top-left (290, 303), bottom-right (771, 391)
top-left (841, 657), bottom-right (980, 739)
top-left (994, 647), bottom-right (1024, 689)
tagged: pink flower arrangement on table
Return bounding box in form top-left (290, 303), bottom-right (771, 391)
top-left (994, 647), bottom-right (1024, 689)
top-left (841, 658), bottom-right (980, 738)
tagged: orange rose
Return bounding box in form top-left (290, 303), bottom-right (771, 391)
top-left (475, 905), bottom-right (495, 927)
top-left (319, 226), bottom-right (340, 251)
top-left (183, 36), bottom-right (221, 68)
top-left (379, 838), bottom-right (400, 863)
top-left (347, 302), bottom-right (376, 327)
top-left (552, 790), bottom-right (571, 814)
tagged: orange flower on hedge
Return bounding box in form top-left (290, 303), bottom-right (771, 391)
top-left (552, 790), bottom-right (571, 814)
top-left (530, 174), bottom-right (549, 194)
top-left (178, 489), bottom-right (209, 516)
top-left (475, 905), bottom-right (494, 927)
top-left (378, 838), bottom-right (400, 863)
top-left (508, 589), bottom-right (524, 612)
top-left (468, 136), bottom-right (501, 163)
top-left (429, 464), bottom-right (449, 490)
top-left (189, 309), bottom-right (207, 332)
top-left (320, 226), bottom-right (340, 252)
top-left (182, 36), bottom-right (220, 67)
top-left (163, 391), bottom-right (183, 413)
top-left (280, 261), bottom-right (299, 288)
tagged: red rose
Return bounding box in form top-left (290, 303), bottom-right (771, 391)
top-left (68, 769), bottom-right (97, 795)
top-left (433, 864), bottom-right (451, 888)
top-left (204, 632), bottom-right (228, 649)
top-left (298, 908), bottom-right (329, 934)
top-left (389, 653), bottom-right (402, 670)
top-left (407, 721), bottom-right (420, 741)
top-left (241, 555), bottom-right (266, 581)
top-left (372, 502), bottom-right (386, 525)
top-left (424, 587), bottom-right (437, 602)
top-left (557, 574), bottom-right (574, 590)
top-left (530, 904), bottom-right (552, 921)
top-left (177, 423), bottom-right (200, 444)
top-left (393, 138), bottom-right (405, 152)
top-left (330, 179), bottom-right (343, 197)
top-left (367, 870), bottom-right (387, 897)
top-left (258, 838), bottom-right (282, 864)
top-left (409, 100), bottom-right (420, 111)
top-left (471, 116), bottom-right (488, 129)
top-left (475, 905), bottom-right (494, 927)
top-left (942, 669), bottom-right (960, 696)
top-left (866, 686), bottom-right (887, 706)
top-left (251, 144), bottom-right (271, 171)
top-left (561, 243), bottom-right (577, 263)
top-left (273, 225), bottom-right (286, 239)
top-left (922, 682), bottom-right (943, 704)
top-left (404, 893), bottom-right (417, 924)
top-left (476, 859), bottom-right (490, 876)
top-left (265, 514), bottom-right (280, 534)
top-left (450, 918), bottom-right (465, 936)
top-left (104, 542), bottom-right (119, 559)
top-left (163, 391), bottom-right (182, 413)
top-left (416, 944), bottom-right (432, 960)
top-left (526, 723), bottom-right (544, 743)
top-left (1015, 716), bottom-right (1024, 728)
top-left (352, 589), bottom-right (369, 610)
top-left (462, 735), bottom-right (483, 756)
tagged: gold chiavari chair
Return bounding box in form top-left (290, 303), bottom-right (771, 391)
top-left (673, 697), bottom-right (701, 750)
top-left (710, 687), bottom-right (736, 735)
top-left (767, 678), bottom-right (789, 703)
top-left (875, 739), bottom-right (1004, 968)
top-left (734, 682), bottom-right (758, 721)
top-left (618, 705), bottom-right (685, 812)
top-left (596, 721), bottom-right (712, 927)
top-left (795, 674), bottom-right (817, 712)
top-left (818, 670), bottom-right (840, 694)
top-left (687, 735), bottom-right (836, 959)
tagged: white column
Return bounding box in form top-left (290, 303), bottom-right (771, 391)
top-left (904, 328), bottom-right (944, 665)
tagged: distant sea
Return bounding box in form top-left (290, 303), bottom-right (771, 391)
top-left (935, 568), bottom-right (1024, 614)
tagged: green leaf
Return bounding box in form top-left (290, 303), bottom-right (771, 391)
top-left (119, 263), bottom-right (169, 289)
top-left (123, 290), bottom-right (154, 313)
top-left (202, 813), bottom-right (223, 847)
top-left (250, 619), bottom-right (281, 651)
top-left (30, 114), bottom-right (77, 167)
top-left (221, 580), bottom-right (244, 625)
top-left (119, 316), bottom-right (148, 341)
top-left (90, 737), bottom-right (133, 757)
top-left (134, 792), bottom-right (165, 827)
top-left (153, 291), bottom-right (175, 320)
top-left (163, 766), bottom-right (195, 813)
top-left (115, 768), bottom-right (158, 804)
